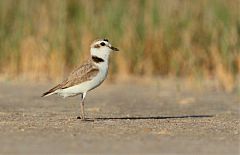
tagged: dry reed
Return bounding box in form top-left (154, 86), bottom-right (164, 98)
top-left (0, 0), bottom-right (239, 91)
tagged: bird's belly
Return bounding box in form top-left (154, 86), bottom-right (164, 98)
top-left (57, 70), bottom-right (107, 98)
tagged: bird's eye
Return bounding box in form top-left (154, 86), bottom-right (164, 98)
top-left (100, 42), bottom-right (105, 46)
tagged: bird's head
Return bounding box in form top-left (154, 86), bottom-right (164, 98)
top-left (90, 38), bottom-right (119, 60)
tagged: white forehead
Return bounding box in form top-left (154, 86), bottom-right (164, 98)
top-left (91, 39), bottom-right (111, 47)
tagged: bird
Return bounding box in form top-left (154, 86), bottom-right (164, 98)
top-left (41, 38), bottom-right (119, 120)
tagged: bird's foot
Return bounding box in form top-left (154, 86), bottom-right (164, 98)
top-left (76, 116), bottom-right (95, 122)
top-left (77, 115), bottom-right (86, 121)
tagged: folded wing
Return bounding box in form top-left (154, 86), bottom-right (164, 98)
top-left (42, 59), bottom-right (99, 97)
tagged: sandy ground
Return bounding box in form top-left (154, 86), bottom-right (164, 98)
top-left (0, 81), bottom-right (239, 155)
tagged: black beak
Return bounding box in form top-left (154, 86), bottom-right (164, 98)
top-left (110, 46), bottom-right (119, 51)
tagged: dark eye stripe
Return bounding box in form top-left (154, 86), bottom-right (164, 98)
top-left (103, 39), bottom-right (108, 42)
top-left (100, 42), bottom-right (105, 46)
top-left (94, 44), bottom-right (100, 48)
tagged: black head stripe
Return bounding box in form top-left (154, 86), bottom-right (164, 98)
top-left (92, 56), bottom-right (104, 63)
top-left (103, 39), bottom-right (108, 42)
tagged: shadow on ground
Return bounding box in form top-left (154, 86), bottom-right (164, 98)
top-left (92, 114), bottom-right (214, 121)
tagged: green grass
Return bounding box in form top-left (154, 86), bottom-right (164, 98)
top-left (0, 0), bottom-right (239, 91)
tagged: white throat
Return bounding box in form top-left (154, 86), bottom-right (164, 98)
top-left (90, 47), bottom-right (111, 62)
top-left (90, 48), bottom-right (110, 82)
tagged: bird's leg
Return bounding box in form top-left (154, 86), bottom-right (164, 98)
top-left (80, 100), bottom-right (85, 120)
top-left (78, 92), bottom-right (87, 120)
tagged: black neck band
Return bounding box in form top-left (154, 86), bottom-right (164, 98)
top-left (92, 56), bottom-right (104, 63)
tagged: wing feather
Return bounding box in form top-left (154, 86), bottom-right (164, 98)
top-left (42, 59), bottom-right (99, 97)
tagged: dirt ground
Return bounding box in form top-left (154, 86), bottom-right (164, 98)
top-left (0, 81), bottom-right (239, 155)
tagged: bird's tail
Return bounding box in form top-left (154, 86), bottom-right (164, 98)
top-left (41, 91), bottom-right (55, 97)
top-left (41, 85), bottom-right (60, 97)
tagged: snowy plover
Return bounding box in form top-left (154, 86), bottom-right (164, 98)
top-left (42, 38), bottom-right (119, 120)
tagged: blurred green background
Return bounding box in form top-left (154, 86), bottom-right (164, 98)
top-left (0, 0), bottom-right (239, 91)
